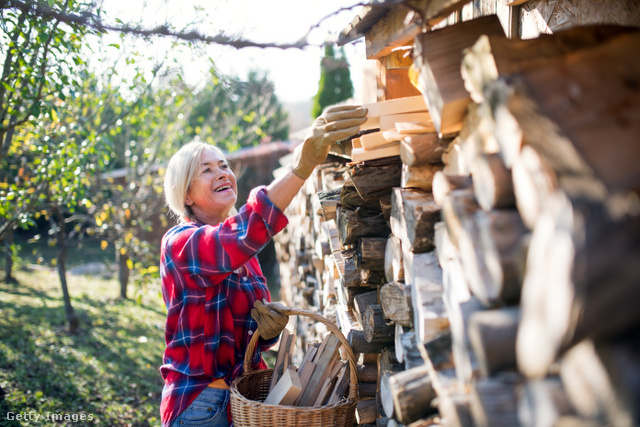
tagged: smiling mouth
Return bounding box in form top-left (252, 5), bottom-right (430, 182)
top-left (214, 185), bottom-right (232, 193)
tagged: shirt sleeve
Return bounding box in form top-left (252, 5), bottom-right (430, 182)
top-left (163, 186), bottom-right (288, 286)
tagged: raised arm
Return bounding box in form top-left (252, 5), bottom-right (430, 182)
top-left (266, 104), bottom-right (367, 212)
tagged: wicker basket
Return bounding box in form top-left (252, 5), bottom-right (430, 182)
top-left (230, 307), bottom-right (358, 427)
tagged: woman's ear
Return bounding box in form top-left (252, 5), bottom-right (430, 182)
top-left (185, 194), bottom-right (194, 206)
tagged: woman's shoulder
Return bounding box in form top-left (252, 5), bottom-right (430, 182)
top-left (162, 222), bottom-right (199, 243)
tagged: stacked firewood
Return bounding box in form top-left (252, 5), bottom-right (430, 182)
top-left (274, 17), bottom-right (640, 427)
top-left (417, 17), bottom-right (640, 427)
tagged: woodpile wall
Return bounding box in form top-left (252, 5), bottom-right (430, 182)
top-left (273, 4), bottom-right (640, 427)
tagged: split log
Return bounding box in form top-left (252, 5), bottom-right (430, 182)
top-left (468, 307), bottom-right (520, 378)
top-left (356, 399), bottom-right (378, 424)
top-left (432, 171), bottom-right (473, 207)
top-left (348, 329), bottom-right (390, 355)
top-left (470, 152), bottom-right (515, 211)
top-left (379, 282), bottom-right (413, 328)
top-left (395, 326), bottom-right (426, 370)
top-left (390, 188), bottom-right (441, 253)
top-left (319, 164), bottom-right (347, 192)
top-left (423, 330), bottom-right (454, 371)
top-left (595, 334), bottom-right (640, 425)
top-left (342, 286), bottom-right (377, 310)
top-left (379, 193), bottom-right (392, 225)
top-left (354, 290), bottom-right (378, 326)
top-left (327, 362), bottom-right (351, 405)
top-left (359, 381), bottom-right (378, 399)
top-left (559, 339), bottom-right (627, 424)
top-left (360, 268), bottom-right (386, 285)
top-left (440, 188), bottom-right (480, 249)
top-left (399, 134), bottom-right (449, 166)
top-left (492, 31), bottom-right (640, 193)
top-left (340, 178), bottom-right (384, 210)
top-left (512, 145), bottom-right (557, 230)
top-left (384, 235), bottom-right (404, 284)
top-left (337, 207), bottom-right (391, 246)
top-left (338, 248), bottom-right (361, 288)
top-left (357, 363), bottom-right (379, 384)
top-left (517, 377), bottom-right (577, 427)
top-left (470, 374), bottom-right (522, 427)
top-left (458, 209), bottom-right (527, 306)
top-left (378, 348), bottom-right (404, 419)
top-left (348, 157), bottom-right (403, 199)
top-left (401, 162), bottom-right (444, 191)
top-left (414, 15), bottom-right (505, 135)
top-left (316, 188), bottom-right (341, 221)
top-left (381, 363), bottom-right (437, 424)
top-left (444, 290), bottom-right (484, 385)
top-left (460, 25), bottom-right (636, 104)
top-left (297, 334), bottom-right (341, 406)
top-left (403, 251), bottom-right (449, 345)
top-left (356, 237), bottom-right (387, 272)
top-left (517, 192), bottom-right (640, 379)
top-left (363, 304), bottom-right (395, 345)
top-left (437, 392), bottom-right (475, 427)
top-left (442, 137), bottom-right (470, 176)
top-left (263, 368), bottom-right (302, 406)
top-left (315, 240), bottom-right (331, 258)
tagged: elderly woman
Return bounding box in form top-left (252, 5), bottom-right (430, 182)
top-left (159, 105), bottom-right (367, 427)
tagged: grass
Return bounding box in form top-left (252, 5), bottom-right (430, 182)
top-left (0, 266), bottom-right (167, 427)
top-left (14, 237), bottom-right (116, 270)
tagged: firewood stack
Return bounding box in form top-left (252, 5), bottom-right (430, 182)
top-left (274, 16), bottom-right (640, 427)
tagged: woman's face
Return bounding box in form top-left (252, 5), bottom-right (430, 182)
top-left (185, 148), bottom-right (237, 225)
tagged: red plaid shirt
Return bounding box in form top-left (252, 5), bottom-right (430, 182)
top-left (159, 186), bottom-right (288, 427)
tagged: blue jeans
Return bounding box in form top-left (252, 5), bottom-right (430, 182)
top-left (171, 387), bottom-right (230, 427)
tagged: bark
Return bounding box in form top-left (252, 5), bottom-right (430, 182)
top-left (52, 205), bottom-right (79, 333)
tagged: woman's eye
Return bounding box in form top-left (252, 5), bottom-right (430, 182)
top-left (221, 164), bottom-right (229, 169)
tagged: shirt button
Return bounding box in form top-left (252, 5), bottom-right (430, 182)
top-left (243, 277), bottom-right (248, 282)
top-left (248, 330), bottom-right (253, 335)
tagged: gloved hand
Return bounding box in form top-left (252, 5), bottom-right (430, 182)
top-left (291, 105), bottom-right (368, 179)
top-left (251, 298), bottom-right (289, 340)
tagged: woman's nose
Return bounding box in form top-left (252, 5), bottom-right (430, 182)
top-left (216, 168), bottom-right (228, 180)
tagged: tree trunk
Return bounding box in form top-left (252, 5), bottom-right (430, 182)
top-left (118, 248), bottom-right (130, 299)
top-left (52, 205), bottom-right (79, 333)
top-left (3, 230), bottom-right (15, 283)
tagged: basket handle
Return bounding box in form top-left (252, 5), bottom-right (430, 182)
top-left (243, 306), bottom-right (359, 400)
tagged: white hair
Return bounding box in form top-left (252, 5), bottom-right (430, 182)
top-left (164, 141), bottom-right (229, 223)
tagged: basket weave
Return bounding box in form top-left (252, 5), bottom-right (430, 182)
top-left (230, 307), bottom-right (358, 427)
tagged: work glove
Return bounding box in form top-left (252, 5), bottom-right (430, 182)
top-left (291, 105), bottom-right (368, 179)
top-left (251, 298), bottom-right (289, 340)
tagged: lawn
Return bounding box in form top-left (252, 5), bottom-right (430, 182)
top-left (0, 266), bottom-right (167, 426)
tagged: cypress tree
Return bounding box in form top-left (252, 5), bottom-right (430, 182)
top-left (311, 44), bottom-right (354, 118)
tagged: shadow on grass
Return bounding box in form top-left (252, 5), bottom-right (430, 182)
top-left (0, 280), bottom-right (165, 427)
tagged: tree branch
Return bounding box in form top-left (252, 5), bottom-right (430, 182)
top-left (1, 0), bottom-right (387, 50)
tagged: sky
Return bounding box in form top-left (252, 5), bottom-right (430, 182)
top-left (103, 0), bottom-right (367, 104)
